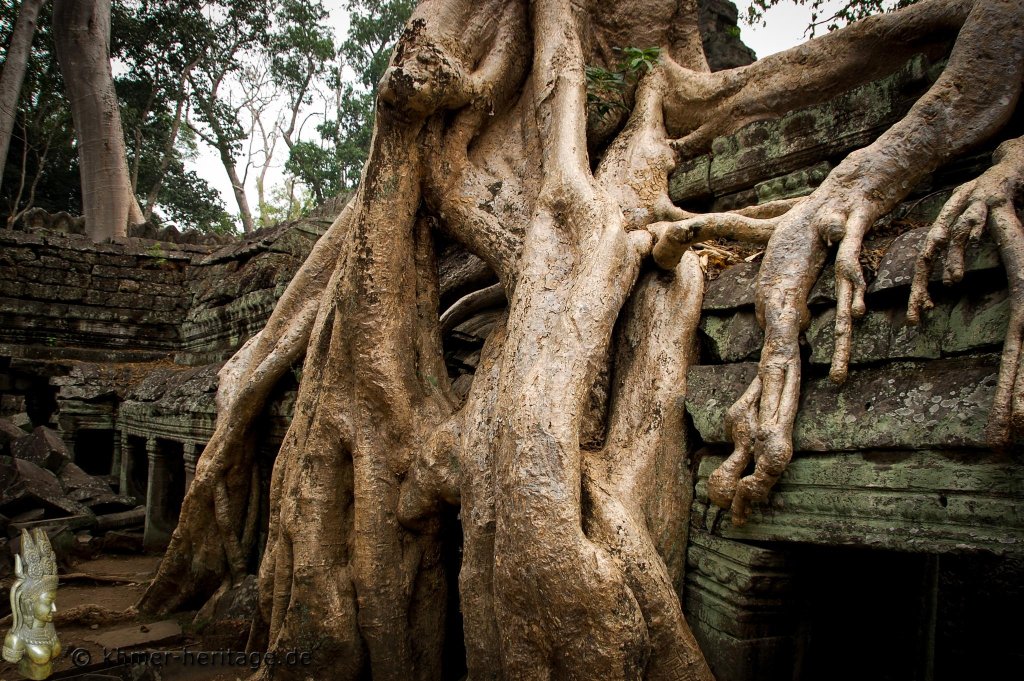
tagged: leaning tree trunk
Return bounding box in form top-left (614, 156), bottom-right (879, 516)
top-left (141, 0), bottom-right (1023, 678)
top-left (53, 0), bottom-right (143, 242)
top-left (0, 0), bottom-right (47, 194)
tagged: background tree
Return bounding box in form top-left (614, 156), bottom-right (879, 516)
top-left (0, 0), bottom-right (236, 234)
top-left (0, 0), bottom-right (79, 227)
top-left (52, 0), bottom-right (144, 241)
top-left (0, 0), bottom-right (46, 196)
top-left (264, 0), bottom-right (334, 211)
top-left (140, 0), bottom-right (1024, 679)
top-left (284, 0), bottom-right (413, 198)
top-left (181, 0), bottom-right (274, 234)
top-left (744, 0), bottom-right (918, 34)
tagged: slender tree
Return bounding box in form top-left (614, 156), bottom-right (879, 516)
top-left (181, 0), bottom-right (273, 234)
top-left (0, 0), bottom-right (46, 194)
top-left (140, 0), bottom-right (1024, 679)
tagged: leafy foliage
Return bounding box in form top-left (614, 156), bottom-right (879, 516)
top-left (585, 46), bottom-right (661, 118)
top-left (283, 0), bottom-right (413, 198)
top-left (744, 0), bottom-right (918, 36)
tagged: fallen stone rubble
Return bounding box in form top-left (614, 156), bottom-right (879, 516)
top-left (0, 418), bottom-right (144, 576)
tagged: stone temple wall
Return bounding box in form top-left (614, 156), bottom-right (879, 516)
top-left (0, 230), bottom-right (198, 364)
top-left (670, 55), bottom-right (1024, 681)
top-left (0, 204), bottom-right (336, 548)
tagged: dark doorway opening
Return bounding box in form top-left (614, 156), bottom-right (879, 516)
top-left (441, 505), bottom-right (467, 681)
top-left (160, 439), bottom-right (186, 526)
top-left (74, 428), bottom-right (115, 475)
top-left (793, 547), bottom-right (930, 681)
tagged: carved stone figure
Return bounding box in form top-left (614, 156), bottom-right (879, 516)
top-left (3, 528), bottom-right (61, 680)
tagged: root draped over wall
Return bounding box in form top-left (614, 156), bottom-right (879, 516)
top-left (140, 1), bottom-right (1024, 679)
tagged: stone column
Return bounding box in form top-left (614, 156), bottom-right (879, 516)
top-left (183, 441), bottom-right (198, 493)
top-left (110, 428), bottom-right (122, 482)
top-left (143, 438), bottom-right (171, 552)
top-left (61, 430), bottom-right (76, 465)
top-left (118, 431), bottom-right (131, 495)
top-left (684, 529), bottom-right (799, 681)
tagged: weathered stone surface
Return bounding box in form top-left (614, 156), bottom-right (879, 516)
top-left (693, 449), bottom-right (1024, 554)
top-left (194, 574), bottom-right (260, 649)
top-left (807, 261), bottom-right (835, 305)
top-left (684, 530), bottom-right (798, 681)
top-left (59, 462), bottom-right (108, 493)
top-left (669, 155), bottom-right (713, 203)
top-left (806, 302), bottom-right (950, 365)
top-left (671, 55), bottom-right (937, 203)
top-left (9, 513), bottom-right (94, 536)
top-left (12, 426), bottom-right (71, 472)
top-left (50, 363), bottom-right (148, 403)
top-left (56, 462), bottom-right (132, 512)
top-left (100, 529), bottom-right (145, 553)
top-left (0, 457), bottom-right (93, 520)
top-left (0, 418), bottom-right (27, 456)
top-left (703, 262), bottom-right (759, 311)
top-left (83, 620), bottom-right (183, 650)
top-left (7, 413), bottom-right (31, 430)
top-left (754, 161), bottom-right (831, 204)
top-left (686, 355), bottom-right (999, 450)
top-left (699, 311), bottom-right (764, 362)
top-left (699, 0), bottom-right (757, 71)
top-left (943, 288), bottom-right (1009, 354)
top-left (869, 226), bottom-right (1002, 295)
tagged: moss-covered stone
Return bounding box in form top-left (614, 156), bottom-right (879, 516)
top-left (686, 355), bottom-right (999, 450)
top-left (703, 262), bottom-right (759, 311)
top-left (806, 302), bottom-right (949, 365)
top-left (943, 288), bottom-right (1009, 354)
top-left (699, 311), bottom-right (764, 362)
top-left (869, 226), bottom-right (1001, 295)
top-left (670, 55), bottom-right (937, 204)
top-left (692, 449), bottom-right (1024, 554)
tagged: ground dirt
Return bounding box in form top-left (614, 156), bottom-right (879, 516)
top-left (0, 554), bottom-right (249, 681)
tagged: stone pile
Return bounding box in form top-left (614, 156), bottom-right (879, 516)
top-left (0, 419), bottom-right (142, 575)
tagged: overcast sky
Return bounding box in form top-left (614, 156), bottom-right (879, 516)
top-left (184, 0), bottom-right (846, 228)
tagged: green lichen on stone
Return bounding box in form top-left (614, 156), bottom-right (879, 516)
top-left (670, 55), bottom-right (937, 204)
top-left (686, 356), bottom-right (1000, 450)
top-left (693, 449), bottom-right (1024, 554)
top-left (806, 302), bottom-right (949, 365)
top-left (699, 311), bottom-right (763, 362)
top-left (943, 289), bottom-right (1009, 354)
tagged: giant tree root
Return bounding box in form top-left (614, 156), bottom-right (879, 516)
top-left (142, 0), bottom-right (1024, 677)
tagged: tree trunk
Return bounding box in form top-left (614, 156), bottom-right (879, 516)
top-left (0, 0), bottom-right (46, 195)
top-left (140, 0), bottom-right (1024, 678)
top-left (223, 149), bottom-right (255, 234)
top-left (53, 0), bottom-right (144, 242)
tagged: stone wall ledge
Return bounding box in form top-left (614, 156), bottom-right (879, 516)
top-left (687, 355), bottom-right (999, 451)
top-left (702, 227), bottom-right (1001, 313)
top-left (691, 449), bottom-right (1023, 555)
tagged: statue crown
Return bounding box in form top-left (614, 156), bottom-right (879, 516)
top-left (15, 528), bottom-right (58, 586)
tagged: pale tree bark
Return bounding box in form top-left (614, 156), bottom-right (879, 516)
top-left (53, 0), bottom-right (144, 241)
top-left (0, 0), bottom-right (46, 195)
top-left (140, 0), bottom-right (1024, 678)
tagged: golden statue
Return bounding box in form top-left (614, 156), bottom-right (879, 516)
top-left (3, 528), bottom-right (61, 680)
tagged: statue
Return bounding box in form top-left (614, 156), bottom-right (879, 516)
top-left (3, 528), bottom-right (61, 680)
